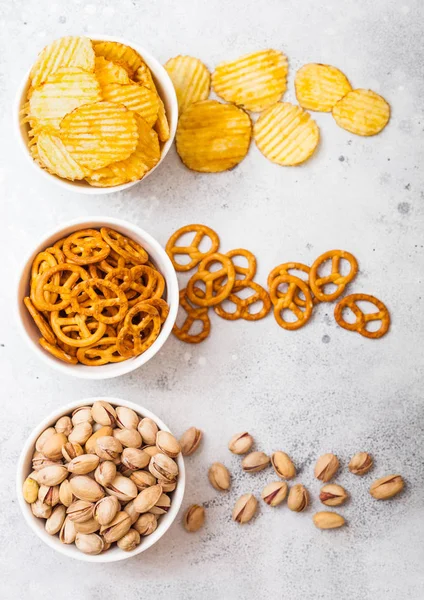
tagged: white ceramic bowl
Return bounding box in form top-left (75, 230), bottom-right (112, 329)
top-left (16, 216), bottom-right (179, 379)
top-left (17, 397), bottom-right (186, 563)
top-left (14, 34), bottom-right (178, 194)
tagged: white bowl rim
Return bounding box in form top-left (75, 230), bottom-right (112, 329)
top-left (14, 32), bottom-right (178, 195)
top-left (16, 396), bottom-right (186, 563)
top-left (16, 216), bottom-right (179, 379)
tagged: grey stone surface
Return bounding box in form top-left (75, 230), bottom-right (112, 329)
top-left (1, 0), bottom-right (423, 598)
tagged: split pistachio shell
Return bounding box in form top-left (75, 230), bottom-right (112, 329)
top-left (161, 481), bottom-right (177, 493)
top-left (117, 528), bottom-right (141, 551)
top-left (349, 452), bottom-right (373, 475)
top-left (271, 451), bottom-right (296, 480)
top-left (92, 401), bottom-right (116, 427)
top-left (42, 433), bottom-right (68, 461)
top-left (37, 465), bottom-right (68, 486)
top-left (74, 517), bottom-right (100, 534)
top-left (70, 476), bottom-right (105, 502)
top-left (143, 445), bottom-right (160, 457)
top-left (113, 428), bottom-right (142, 448)
top-left (95, 436), bottom-right (123, 460)
top-left (121, 447), bottom-right (150, 470)
top-left (123, 499), bottom-right (140, 525)
top-left (134, 512), bottom-right (157, 536)
top-left (45, 505), bottom-right (66, 535)
top-left (208, 463), bottom-right (231, 491)
top-left (370, 475), bottom-right (404, 500)
top-left (23, 477), bottom-right (39, 503)
top-left (149, 453), bottom-right (179, 482)
top-left (228, 432), bottom-right (254, 455)
top-left (38, 484), bottom-right (60, 507)
top-left (320, 484), bottom-right (349, 506)
top-left (261, 481), bottom-right (288, 506)
top-left (66, 500), bottom-right (94, 523)
top-left (94, 461), bottom-right (117, 487)
top-left (137, 417), bottom-right (158, 445)
top-left (156, 431), bottom-right (181, 458)
top-left (116, 406), bottom-right (139, 430)
top-left (55, 416), bottom-right (73, 436)
top-left (60, 517), bottom-right (76, 544)
top-left (314, 454), bottom-right (340, 482)
top-left (134, 484), bottom-right (163, 513)
top-left (35, 427), bottom-right (56, 452)
top-left (183, 504), bottom-right (205, 532)
top-left (105, 474), bottom-right (138, 503)
top-left (130, 470), bottom-right (157, 491)
top-left (232, 494), bottom-right (258, 523)
top-left (62, 442), bottom-right (84, 462)
top-left (287, 484), bottom-right (309, 512)
top-left (179, 427), bottom-right (202, 456)
top-left (150, 493), bottom-right (171, 515)
top-left (71, 406), bottom-right (93, 426)
top-left (59, 479), bottom-right (74, 507)
top-left (100, 511), bottom-right (132, 543)
top-left (69, 422), bottom-right (92, 445)
top-left (75, 532), bottom-right (104, 555)
top-left (32, 452), bottom-right (60, 471)
top-left (31, 499), bottom-right (52, 519)
top-left (67, 454), bottom-right (100, 475)
top-left (93, 496), bottom-right (120, 525)
top-left (313, 511), bottom-right (346, 529)
top-left (242, 451), bottom-right (270, 473)
top-left (85, 426), bottom-right (113, 454)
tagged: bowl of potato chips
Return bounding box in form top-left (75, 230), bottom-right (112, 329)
top-left (16, 35), bottom-right (178, 193)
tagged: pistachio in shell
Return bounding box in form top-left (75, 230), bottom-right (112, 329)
top-left (100, 511), bottom-right (132, 543)
top-left (130, 470), bottom-right (157, 491)
top-left (66, 500), bottom-right (95, 523)
top-left (349, 452), bottom-right (373, 476)
top-left (134, 513), bottom-right (157, 536)
top-left (121, 447), bottom-right (150, 471)
top-left (67, 453), bottom-right (100, 475)
top-left (85, 426), bottom-right (113, 454)
top-left (287, 484), bottom-right (309, 512)
top-left (23, 477), bottom-right (39, 504)
top-left (113, 428), bottom-right (142, 449)
top-left (261, 481), bottom-right (288, 506)
top-left (179, 427), bottom-right (202, 456)
top-left (37, 465), bottom-right (68, 486)
top-left (313, 511), bottom-right (346, 529)
top-left (156, 430), bottom-right (181, 458)
top-left (59, 479), bottom-right (74, 507)
top-left (95, 436), bottom-right (123, 460)
top-left (271, 451), bottom-right (296, 480)
top-left (104, 473), bottom-right (138, 503)
top-left (133, 483), bottom-right (163, 513)
top-left (31, 499), bottom-right (52, 519)
top-left (241, 451), bottom-right (270, 473)
top-left (42, 433), bottom-right (68, 461)
top-left (38, 484), bottom-right (60, 507)
top-left (91, 401), bottom-right (116, 427)
top-left (137, 417), bottom-right (158, 445)
top-left (94, 460), bottom-right (117, 488)
top-left (370, 475), bottom-right (404, 500)
top-left (116, 406), bottom-right (139, 430)
top-left (68, 422), bottom-right (92, 445)
top-left (183, 504), bottom-right (205, 532)
top-left (55, 416), bottom-right (73, 436)
top-left (228, 432), bottom-right (254, 455)
top-left (232, 494), bottom-right (258, 524)
top-left (60, 517), bottom-right (77, 544)
top-left (62, 442), bottom-right (84, 462)
top-left (208, 462), bottom-right (231, 491)
top-left (314, 453), bottom-right (340, 482)
top-left (150, 493), bottom-right (171, 515)
top-left (70, 475), bottom-right (105, 502)
top-left (75, 532), bottom-right (104, 555)
top-left (45, 505), bottom-right (66, 535)
top-left (149, 453), bottom-right (179, 482)
top-left (320, 484), bottom-right (349, 506)
top-left (117, 528), bottom-right (141, 551)
top-left (35, 427), bottom-right (55, 453)
top-left (71, 406), bottom-right (93, 426)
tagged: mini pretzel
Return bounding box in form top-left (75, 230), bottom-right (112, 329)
top-left (30, 249), bottom-right (63, 304)
top-left (39, 337), bottom-right (78, 364)
top-left (76, 337), bottom-right (127, 365)
top-left (215, 248), bottom-right (257, 288)
top-left (172, 289), bottom-right (211, 343)
top-left (268, 262), bottom-right (318, 307)
top-left (50, 311), bottom-right (107, 347)
top-left (127, 265), bottom-right (164, 305)
top-left (186, 253), bottom-right (235, 307)
top-left (33, 264), bottom-right (89, 312)
top-left (24, 297), bottom-right (56, 345)
top-left (309, 250), bottom-right (358, 302)
top-left (70, 279), bottom-right (128, 325)
top-left (100, 227), bottom-right (148, 265)
top-left (63, 229), bottom-right (110, 265)
top-left (214, 281), bottom-right (271, 321)
top-left (144, 298), bottom-right (170, 323)
top-left (104, 267), bottom-right (133, 292)
top-left (334, 293), bottom-right (390, 339)
top-left (116, 302), bottom-right (161, 358)
top-left (166, 224), bottom-right (220, 272)
top-left (270, 275), bottom-right (314, 330)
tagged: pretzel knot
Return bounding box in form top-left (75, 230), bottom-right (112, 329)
top-left (334, 293), bottom-right (390, 339)
top-left (50, 311), bottom-right (107, 348)
top-left (186, 253), bottom-right (235, 307)
top-left (269, 274), bottom-right (314, 330)
top-left (309, 250), bottom-right (358, 302)
top-left (100, 227), bottom-right (148, 265)
top-left (70, 279), bottom-right (128, 325)
top-left (214, 281), bottom-right (271, 321)
top-left (76, 337), bottom-right (127, 365)
top-left (172, 289), bottom-right (211, 344)
top-left (268, 262), bottom-right (318, 307)
top-left (116, 302), bottom-right (162, 358)
top-left (166, 224), bottom-right (220, 272)
top-left (63, 229), bottom-right (110, 265)
top-left (33, 263), bottom-right (89, 312)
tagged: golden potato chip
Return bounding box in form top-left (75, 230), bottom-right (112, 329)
top-left (37, 129), bottom-right (88, 180)
top-left (30, 36), bottom-right (95, 88)
top-left (94, 56), bottom-right (130, 86)
top-left (86, 114), bottom-right (160, 186)
top-left (176, 99), bottom-right (251, 172)
top-left (132, 62), bottom-right (157, 90)
top-left (60, 101), bottom-right (138, 170)
top-left (332, 88), bottom-right (390, 136)
top-left (295, 63), bottom-right (352, 112)
top-left (28, 67), bottom-right (101, 129)
top-left (254, 102), bottom-right (319, 166)
top-left (154, 97), bottom-right (170, 143)
top-left (211, 49), bottom-right (288, 112)
top-left (164, 55), bottom-right (210, 114)
top-left (101, 83), bottom-right (159, 126)
top-left (93, 41), bottom-right (142, 76)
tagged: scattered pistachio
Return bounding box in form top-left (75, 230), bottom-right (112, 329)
top-left (183, 504), bottom-right (205, 532)
top-left (370, 475), bottom-right (404, 500)
top-left (242, 451), bottom-right (270, 473)
top-left (314, 453), bottom-right (340, 482)
top-left (232, 494), bottom-right (258, 524)
top-left (179, 427), bottom-right (202, 456)
top-left (261, 481), bottom-right (288, 506)
top-left (320, 484), bottom-right (348, 506)
top-left (271, 451), bottom-right (296, 480)
top-left (287, 484), bottom-right (309, 512)
top-left (228, 432), bottom-right (254, 455)
top-left (349, 452), bottom-right (373, 476)
top-left (313, 511), bottom-right (346, 530)
top-left (208, 462), bottom-right (231, 491)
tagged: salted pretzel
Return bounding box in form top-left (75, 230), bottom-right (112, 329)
top-left (270, 274), bottom-right (314, 330)
top-left (76, 337), bottom-right (127, 365)
top-left (33, 264), bottom-right (89, 312)
top-left (50, 311), bottom-right (107, 347)
top-left (143, 299), bottom-right (170, 323)
top-left (166, 224), bottom-right (220, 272)
top-left (63, 229), bottom-right (110, 265)
top-left (214, 281), bottom-right (271, 321)
top-left (172, 289), bottom-right (211, 343)
top-left (70, 279), bottom-right (128, 325)
top-left (334, 293), bottom-right (390, 339)
top-left (24, 297), bottom-right (56, 345)
top-left (309, 250), bottom-right (358, 302)
top-left (100, 227), bottom-right (148, 265)
top-left (215, 248), bottom-right (257, 288)
top-left (268, 262), bottom-right (318, 307)
top-left (186, 253), bottom-right (235, 307)
top-left (116, 302), bottom-right (162, 358)
top-left (39, 337), bottom-right (78, 365)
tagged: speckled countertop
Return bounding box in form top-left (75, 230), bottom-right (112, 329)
top-left (1, 0), bottom-right (423, 598)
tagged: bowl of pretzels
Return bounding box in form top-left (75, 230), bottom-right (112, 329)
top-left (16, 217), bottom-right (179, 379)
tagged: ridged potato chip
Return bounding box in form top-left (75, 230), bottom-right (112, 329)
top-left (30, 36), bottom-right (95, 88)
top-left (60, 101), bottom-right (138, 170)
top-left (93, 41), bottom-right (142, 76)
top-left (164, 55), bottom-right (210, 114)
top-left (28, 67), bottom-right (101, 128)
top-left (211, 49), bottom-right (288, 112)
top-left (295, 63), bottom-right (352, 112)
top-left (176, 99), bottom-right (251, 172)
top-left (37, 129), bottom-right (88, 180)
top-left (132, 62), bottom-right (157, 90)
top-left (154, 97), bottom-right (170, 142)
top-left (332, 88), bottom-right (390, 136)
top-left (101, 83), bottom-right (160, 126)
top-left (254, 102), bottom-right (319, 166)
top-left (94, 56), bottom-right (130, 86)
top-left (86, 114), bottom-right (160, 187)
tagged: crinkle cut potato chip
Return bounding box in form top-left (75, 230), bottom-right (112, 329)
top-left (94, 56), bottom-right (130, 86)
top-left (28, 68), bottom-right (101, 129)
top-left (164, 55), bottom-right (210, 114)
top-left (37, 129), bottom-right (88, 180)
top-left (154, 97), bottom-right (170, 143)
top-left (211, 49), bottom-right (288, 112)
top-left (86, 114), bottom-right (160, 187)
top-left (30, 36), bottom-right (95, 88)
top-left (295, 63), bottom-right (352, 112)
top-left (93, 41), bottom-right (143, 76)
top-left (101, 83), bottom-right (160, 126)
top-left (132, 62), bottom-right (157, 90)
top-left (332, 88), bottom-right (390, 136)
top-left (60, 101), bottom-right (139, 170)
top-left (254, 102), bottom-right (319, 166)
top-left (176, 99), bottom-right (252, 172)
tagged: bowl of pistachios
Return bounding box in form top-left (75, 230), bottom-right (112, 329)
top-left (17, 397), bottom-right (185, 562)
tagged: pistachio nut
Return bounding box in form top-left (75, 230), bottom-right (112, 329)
top-left (70, 475), bottom-right (105, 502)
top-left (69, 422), bottom-right (92, 445)
top-left (134, 513), bottom-right (157, 536)
top-left (232, 494), bottom-right (258, 524)
top-left (113, 428), bottom-right (142, 449)
top-left (94, 496), bottom-right (120, 526)
top-left (105, 474), bottom-right (138, 503)
top-left (74, 517), bottom-right (100, 534)
top-left (45, 505), bottom-right (66, 535)
top-left (287, 484), bottom-right (309, 512)
top-left (37, 465), bottom-right (68, 486)
top-left (150, 493), bottom-right (171, 515)
top-left (66, 500), bottom-right (95, 523)
top-left (38, 484), bottom-right (60, 507)
top-left (183, 504), bottom-right (205, 532)
top-left (35, 427), bottom-right (56, 452)
top-left (208, 462), bottom-right (231, 491)
top-left (179, 427), bottom-right (202, 456)
top-left (59, 479), bottom-right (74, 507)
top-left (42, 433), bottom-right (68, 461)
top-left (117, 528), bottom-right (141, 551)
top-left (94, 461), bottom-right (117, 488)
top-left (122, 499), bottom-right (139, 524)
top-left (130, 470), bottom-right (157, 491)
top-left (22, 477), bottom-right (39, 504)
top-left (85, 426), bottom-right (113, 454)
top-left (161, 481), bottom-right (177, 493)
top-left (71, 406), bottom-right (93, 426)
top-left (28, 470), bottom-right (39, 483)
top-left (349, 452), bottom-right (373, 476)
top-left (55, 416), bottom-right (73, 437)
top-left (62, 442), bottom-right (84, 462)
top-left (143, 445), bottom-right (160, 457)
top-left (60, 517), bottom-right (77, 544)
top-left (320, 484), bottom-right (349, 506)
top-left (271, 451), bottom-right (296, 480)
top-left (156, 431), bottom-right (181, 458)
top-left (117, 464), bottom-right (133, 478)
top-left (31, 499), bottom-right (52, 519)
top-left (137, 417), bottom-right (158, 446)
top-left (370, 475), bottom-right (404, 500)
top-left (32, 451), bottom-right (60, 471)
top-left (116, 406), bottom-right (139, 430)
top-left (261, 481), bottom-right (288, 506)
top-left (68, 453), bottom-right (100, 475)
top-left (133, 484), bottom-right (163, 513)
top-left (75, 532), bottom-right (104, 555)
top-left (100, 511), bottom-right (132, 543)
top-left (121, 447), bottom-right (150, 471)
top-left (92, 401), bottom-right (117, 427)
top-left (314, 453), bottom-right (340, 482)
top-left (149, 453), bottom-right (179, 482)
top-left (95, 436), bottom-right (123, 460)
top-left (313, 511), bottom-right (346, 530)
top-left (228, 432), bottom-right (254, 455)
top-left (242, 451), bottom-right (270, 473)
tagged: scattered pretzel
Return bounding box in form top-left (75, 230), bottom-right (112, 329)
top-left (269, 275), bottom-right (314, 330)
top-left (187, 253), bottom-right (235, 307)
top-left (214, 281), bottom-right (271, 321)
top-left (334, 293), bottom-right (390, 339)
top-left (166, 224), bottom-right (220, 272)
top-left (309, 250), bottom-right (358, 302)
top-left (172, 289), bottom-right (211, 343)
top-left (268, 262), bottom-right (318, 307)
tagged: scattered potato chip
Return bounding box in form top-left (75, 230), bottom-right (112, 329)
top-left (30, 36), bottom-right (95, 88)
top-left (28, 67), bottom-right (101, 129)
top-left (37, 129), bottom-right (88, 180)
top-left (132, 62), bottom-right (157, 90)
top-left (295, 63), bottom-right (352, 112)
top-left (164, 55), bottom-right (210, 114)
top-left (154, 97), bottom-right (170, 143)
top-left (332, 88), bottom-right (390, 136)
top-left (211, 49), bottom-right (288, 112)
top-left (94, 56), bottom-right (130, 86)
top-left (176, 99), bottom-right (251, 172)
top-left (60, 101), bottom-right (138, 170)
top-left (101, 82), bottom-right (160, 126)
top-left (254, 102), bottom-right (319, 166)
top-left (93, 41), bottom-right (142, 76)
